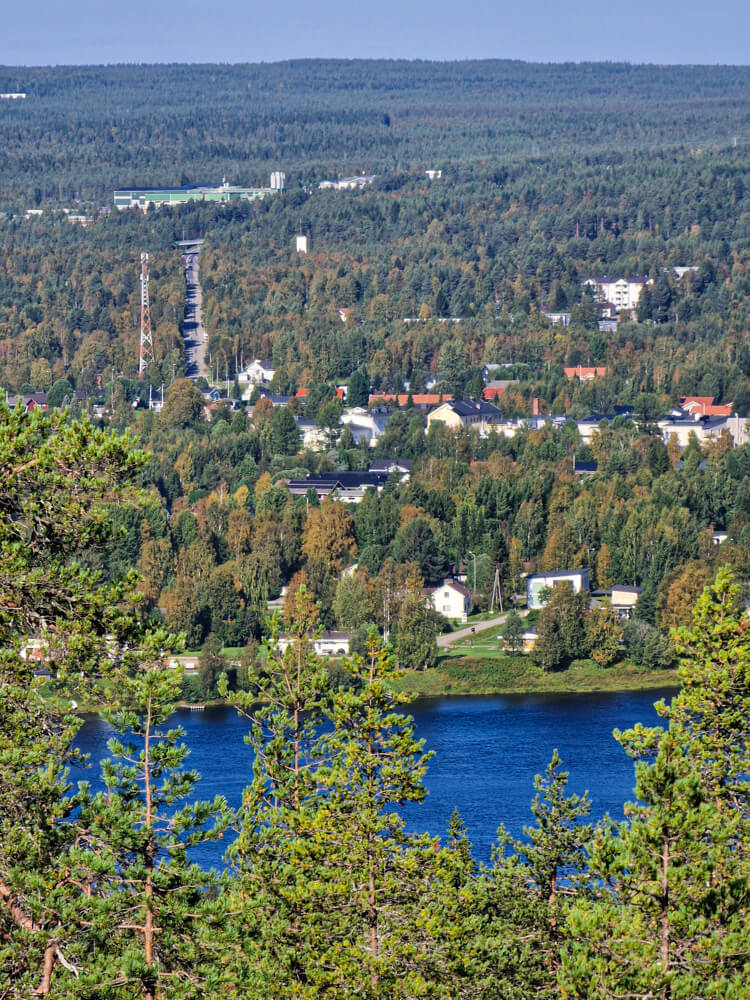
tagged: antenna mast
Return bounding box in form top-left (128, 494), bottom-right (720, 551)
top-left (139, 252), bottom-right (154, 376)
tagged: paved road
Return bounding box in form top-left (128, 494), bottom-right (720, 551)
top-left (436, 609), bottom-right (528, 648)
top-left (181, 250), bottom-right (208, 379)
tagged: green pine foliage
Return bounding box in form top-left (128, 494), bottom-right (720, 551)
top-left (74, 629), bottom-right (231, 999)
top-left (560, 567), bottom-right (750, 998)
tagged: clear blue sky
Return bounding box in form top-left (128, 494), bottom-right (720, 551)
top-left (2, 0), bottom-right (749, 66)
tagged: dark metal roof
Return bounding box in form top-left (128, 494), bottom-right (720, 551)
top-left (309, 471), bottom-right (389, 487)
top-left (448, 399), bottom-right (502, 417)
top-left (369, 459), bottom-right (412, 472)
top-left (287, 471), bottom-right (389, 491)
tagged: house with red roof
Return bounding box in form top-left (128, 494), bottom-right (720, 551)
top-left (482, 379), bottom-right (518, 400)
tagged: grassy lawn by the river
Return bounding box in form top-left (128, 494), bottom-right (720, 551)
top-left (394, 654), bottom-right (678, 697)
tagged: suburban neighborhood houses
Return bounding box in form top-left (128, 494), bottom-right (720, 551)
top-left (8, 380), bottom-right (749, 452)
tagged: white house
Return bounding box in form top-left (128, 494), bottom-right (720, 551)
top-left (340, 406), bottom-right (390, 446)
top-left (293, 417), bottom-right (329, 450)
top-left (526, 570), bottom-right (590, 609)
top-left (430, 580), bottom-right (472, 622)
top-left (237, 359), bottom-right (276, 387)
top-left (167, 654), bottom-right (200, 675)
top-left (657, 413), bottom-right (749, 449)
top-left (276, 631), bottom-right (352, 656)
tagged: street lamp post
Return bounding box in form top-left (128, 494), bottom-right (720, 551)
top-left (467, 550), bottom-right (477, 595)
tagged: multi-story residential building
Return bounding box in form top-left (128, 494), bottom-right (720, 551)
top-left (582, 275), bottom-right (652, 313)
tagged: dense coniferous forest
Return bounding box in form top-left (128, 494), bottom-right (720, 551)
top-left (0, 61), bottom-right (749, 995)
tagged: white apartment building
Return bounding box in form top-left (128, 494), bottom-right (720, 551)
top-left (582, 276), bottom-right (652, 313)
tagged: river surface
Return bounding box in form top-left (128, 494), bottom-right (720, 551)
top-left (73, 688), bottom-right (675, 867)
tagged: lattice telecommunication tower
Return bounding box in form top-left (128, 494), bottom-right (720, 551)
top-left (138, 252), bottom-right (154, 376)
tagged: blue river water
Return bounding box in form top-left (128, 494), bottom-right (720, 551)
top-left (73, 688), bottom-right (675, 866)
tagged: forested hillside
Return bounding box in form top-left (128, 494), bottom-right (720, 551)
top-left (1, 61), bottom-right (749, 206)
top-left (0, 61), bottom-right (749, 407)
top-left (1, 62), bottom-right (749, 996)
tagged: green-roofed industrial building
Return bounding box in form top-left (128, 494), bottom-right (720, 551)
top-left (114, 177), bottom-right (281, 211)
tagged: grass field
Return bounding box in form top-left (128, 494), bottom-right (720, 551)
top-left (394, 655), bottom-right (678, 697)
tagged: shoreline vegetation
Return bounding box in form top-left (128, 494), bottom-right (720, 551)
top-left (395, 657), bottom-right (679, 698)
top-left (64, 656), bottom-right (679, 716)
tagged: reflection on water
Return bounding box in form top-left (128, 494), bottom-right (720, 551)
top-left (73, 689), bottom-right (674, 867)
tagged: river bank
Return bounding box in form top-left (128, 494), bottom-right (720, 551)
top-left (393, 656), bottom-right (679, 698)
top-left (55, 652), bottom-right (678, 714)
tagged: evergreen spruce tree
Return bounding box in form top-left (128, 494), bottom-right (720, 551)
top-left (228, 622), bottom-right (441, 999)
top-left (311, 631), bottom-right (436, 997)
top-left (418, 810), bottom-right (539, 999)
top-left (511, 750), bottom-right (592, 975)
top-left (669, 565), bottom-right (750, 817)
top-left (226, 585), bottom-right (331, 997)
top-left (0, 406), bottom-right (231, 997)
top-left (446, 752), bottom-right (593, 1000)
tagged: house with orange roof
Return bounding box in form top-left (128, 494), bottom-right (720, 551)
top-left (296, 387), bottom-right (345, 400)
top-left (679, 396), bottom-right (733, 417)
top-left (368, 393), bottom-right (451, 408)
top-left (564, 366), bottom-right (608, 381)
top-left (482, 379), bottom-right (518, 400)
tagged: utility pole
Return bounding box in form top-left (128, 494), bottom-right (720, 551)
top-left (138, 253), bottom-right (154, 376)
top-left (490, 567), bottom-right (503, 614)
top-left (467, 550), bottom-right (477, 595)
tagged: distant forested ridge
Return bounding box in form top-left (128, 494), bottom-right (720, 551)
top-left (0, 60), bottom-right (749, 204)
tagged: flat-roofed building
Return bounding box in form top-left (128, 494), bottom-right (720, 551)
top-left (527, 570), bottom-right (590, 609)
top-left (114, 180), bottom-right (278, 210)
